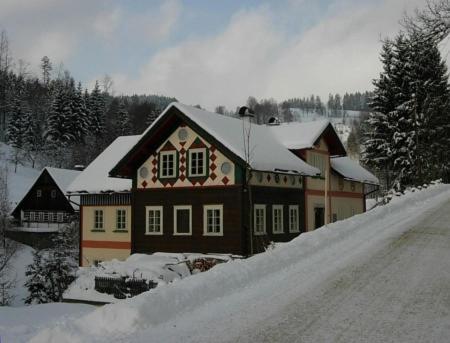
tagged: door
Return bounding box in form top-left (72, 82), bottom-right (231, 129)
top-left (314, 207), bottom-right (324, 229)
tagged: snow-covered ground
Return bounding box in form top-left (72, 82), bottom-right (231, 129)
top-left (24, 183), bottom-right (450, 343)
top-left (0, 303), bottom-right (95, 343)
top-left (0, 142), bottom-right (40, 207)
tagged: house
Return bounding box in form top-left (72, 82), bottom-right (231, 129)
top-left (269, 120), bottom-right (379, 230)
top-left (67, 135), bottom-right (140, 266)
top-left (108, 102), bottom-right (320, 258)
top-left (71, 102), bottom-right (378, 266)
top-left (9, 167), bottom-right (81, 248)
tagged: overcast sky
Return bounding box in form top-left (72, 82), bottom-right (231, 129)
top-left (0, 0), bottom-right (433, 110)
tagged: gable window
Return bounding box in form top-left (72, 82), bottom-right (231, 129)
top-left (310, 153), bottom-right (325, 177)
top-left (272, 205), bottom-right (284, 234)
top-left (116, 209), bottom-right (127, 231)
top-left (189, 148), bottom-right (206, 177)
top-left (174, 205), bottom-right (192, 235)
top-left (94, 210), bottom-right (104, 230)
top-left (203, 205), bottom-right (223, 236)
top-left (36, 189), bottom-right (42, 198)
top-left (254, 204), bottom-right (266, 235)
top-left (160, 151), bottom-right (176, 178)
top-left (51, 189), bottom-right (57, 198)
top-left (289, 205), bottom-right (300, 233)
top-left (146, 206), bottom-right (163, 235)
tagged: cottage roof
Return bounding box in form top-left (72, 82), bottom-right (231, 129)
top-left (268, 120), bottom-right (347, 155)
top-left (110, 102), bottom-right (320, 177)
top-left (67, 135), bottom-right (141, 194)
top-left (330, 157), bottom-right (379, 185)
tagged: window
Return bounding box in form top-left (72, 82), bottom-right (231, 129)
top-left (57, 212), bottom-right (64, 223)
top-left (94, 210), bottom-right (104, 230)
top-left (160, 151), bottom-right (176, 178)
top-left (254, 205), bottom-right (266, 235)
top-left (203, 205), bottom-right (223, 236)
top-left (272, 205), bottom-right (284, 234)
top-left (310, 153), bottom-right (325, 177)
top-left (43, 212), bottom-right (49, 222)
top-left (51, 189), bottom-right (57, 198)
top-left (52, 212), bottom-right (58, 223)
top-left (36, 189), bottom-right (42, 198)
top-left (146, 206), bottom-right (163, 235)
top-left (174, 205), bottom-right (192, 235)
top-left (189, 148), bottom-right (206, 177)
top-left (289, 205), bottom-right (300, 233)
top-left (116, 209), bottom-right (127, 230)
top-left (24, 211), bottom-right (30, 221)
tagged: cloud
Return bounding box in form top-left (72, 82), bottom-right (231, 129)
top-left (114, 0), bottom-right (426, 110)
top-left (93, 7), bottom-right (122, 39)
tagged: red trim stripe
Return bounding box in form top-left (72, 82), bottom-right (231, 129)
top-left (82, 240), bottom-right (131, 249)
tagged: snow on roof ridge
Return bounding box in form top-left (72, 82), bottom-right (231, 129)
top-left (68, 135), bottom-right (141, 194)
top-left (44, 167), bottom-right (81, 193)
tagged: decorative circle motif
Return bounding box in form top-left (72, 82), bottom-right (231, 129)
top-left (221, 162), bottom-right (231, 175)
top-left (275, 174), bottom-right (280, 183)
top-left (139, 167), bottom-right (149, 179)
top-left (257, 172), bottom-right (263, 183)
top-left (178, 128), bottom-right (188, 141)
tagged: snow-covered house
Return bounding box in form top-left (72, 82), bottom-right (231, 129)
top-left (269, 120), bottom-right (379, 230)
top-left (109, 103), bottom-right (320, 257)
top-left (9, 167), bottom-right (81, 248)
top-left (67, 135), bottom-right (140, 267)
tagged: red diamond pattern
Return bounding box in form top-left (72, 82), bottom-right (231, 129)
top-left (210, 146), bottom-right (216, 152)
top-left (152, 159), bottom-right (158, 166)
top-left (141, 180), bottom-right (148, 188)
top-left (151, 176), bottom-right (157, 183)
top-left (179, 174), bottom-right (186, 181)
top-left (180, 141), bottom-right (186, 146)
top-left (180, 156), bottom-right (186, 164)
top-left (210, 153), bottom-right (217, 162)
top-left (210, 172), bottom-right (217, 180)
top-left (180, 165), bottom-right (186, 173)
top-left (180, 148), bottom-right (186, 155)
top-left (151, 167), bottom-right (157, 175)
top-left (266, 174), bottom-right (271, 182)
top-left (222, 176), bottom-right (229, 185)
top-left (210, 163), bottom-right (216, 171)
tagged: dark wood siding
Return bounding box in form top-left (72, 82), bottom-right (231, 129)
top-left (12, 169), bottom-right (74, 219)
top-left (244, 186), bottom-right (305, 254)
top-left (132, 186), bottom-right (244, 255)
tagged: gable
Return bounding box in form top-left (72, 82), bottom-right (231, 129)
top-left (137, 123), bottom-right (238, 189)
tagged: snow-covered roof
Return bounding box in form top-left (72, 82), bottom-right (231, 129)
top-left (129, 102), bottom-right (320, 176)
top-left (67, 135), bottom-right (141, 194)
top-left (331, 157), bottom-right (379, 185)
top-left (268, 120), bottom-right (331, 150)
top-left (45, 167), bottom-right (81, 193)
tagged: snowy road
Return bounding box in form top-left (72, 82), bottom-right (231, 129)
top-left (226, 200), bottom-right (450, 343)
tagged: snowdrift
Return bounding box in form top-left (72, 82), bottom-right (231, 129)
top-left (31, 183), bottom-right (450, 343)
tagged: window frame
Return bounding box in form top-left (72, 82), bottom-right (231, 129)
top-left (51, 189), bottom-right (57, 198)
top-left (36, 189), bottom-right (42, 198)
top-left (145, 206), bottom-right (163, 235)
top-left (288, 205), bottom-right (300, 233)
top-left (203, 204), bottom-right (223, 236)
top-left (159, 150), bottom-right (177, 178)
top-left (115, 208), bottom-right (127, 231)
top-left (272, 205), bottom-right (284, 234)
top-left (173, 205), bottom-right (192, 236)
top-left (253, 204), bottom-right (266, 235)
top-left (188, 148), bottom-right (207, 177)
top-left (93, 209), bottom-right (104, 230)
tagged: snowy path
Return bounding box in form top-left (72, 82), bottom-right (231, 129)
top-left (30, 185), bottom-right (450, 343)
top-left (224, 200), bottom-right (450, 343)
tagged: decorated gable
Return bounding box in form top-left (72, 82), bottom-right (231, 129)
top-left (137, 124), bottom-right (237, 188)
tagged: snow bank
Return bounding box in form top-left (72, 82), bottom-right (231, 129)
top-left (30, 183), bottom-right (450, 343)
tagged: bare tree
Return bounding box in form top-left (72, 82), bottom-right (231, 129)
top-left (404, 0), bottom-right (450, 42)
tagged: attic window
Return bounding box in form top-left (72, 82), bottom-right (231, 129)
top-left (160, 151), bottom-right (176, 178)
top-left (51, 190), bottom-right (57, 198)
top-left (36, 189), bottom-right (42, 198)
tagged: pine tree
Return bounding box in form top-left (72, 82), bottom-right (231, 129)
top-left (24, 250), bottom-right (48, 304)
top-left (88, 81), bottom-right (106, 137)
top-left (68, 82), bottom-right (89, 143)
top-left (116, 99), bottom-right (132, 136)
